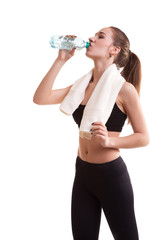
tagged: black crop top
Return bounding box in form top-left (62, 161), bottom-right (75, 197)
top-left (72, 103), bottom-right (127, 132)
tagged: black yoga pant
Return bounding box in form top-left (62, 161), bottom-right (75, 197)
top-left (71, 155), bottom-right (139, 240)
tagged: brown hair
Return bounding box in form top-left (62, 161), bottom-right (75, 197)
top-left (110, 26), bottom-right (142, 96)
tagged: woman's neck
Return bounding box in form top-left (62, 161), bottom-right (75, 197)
top-left (92, 59), bottom-right (113, 84)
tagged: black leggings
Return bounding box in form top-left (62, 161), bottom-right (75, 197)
top-left (71, 155), bottom-right (139, 240)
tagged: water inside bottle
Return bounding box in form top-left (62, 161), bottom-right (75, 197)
top-left (61, 36), bottom-right (75, 49)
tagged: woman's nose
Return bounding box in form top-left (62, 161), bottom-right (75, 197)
top-left (89, 36), bottom-right (96, 43)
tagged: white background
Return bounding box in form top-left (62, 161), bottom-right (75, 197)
top-left (0, 0), bottom-right (160, 239)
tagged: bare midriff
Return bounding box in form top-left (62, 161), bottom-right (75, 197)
top-left (77, 131), bottom-right (120, 164)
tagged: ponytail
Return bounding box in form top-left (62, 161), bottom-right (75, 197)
top-left (110, 26), bottom-right (142, 96)
top-left (121, 51), bottom-right (142, 96)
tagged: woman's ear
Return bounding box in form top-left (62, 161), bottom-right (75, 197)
top-left (110, 46), bottom-right (121, 56)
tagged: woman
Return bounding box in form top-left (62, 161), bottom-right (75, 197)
top-left (33, 26), bottom-right (149, 240)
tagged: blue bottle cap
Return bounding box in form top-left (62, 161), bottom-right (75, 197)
top-left (85, 42), bottom-right (90, 48)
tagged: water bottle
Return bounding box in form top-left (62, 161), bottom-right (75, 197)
top-left (49, 35), bottom-right (90, 50)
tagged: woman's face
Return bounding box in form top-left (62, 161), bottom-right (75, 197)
top-left (86, 27), bottom-right (114, 59)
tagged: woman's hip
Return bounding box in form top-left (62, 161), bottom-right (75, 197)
top-left (74, 154), bottom-right (133, 202)
top-left (75, 154), bottom-right (130, 183)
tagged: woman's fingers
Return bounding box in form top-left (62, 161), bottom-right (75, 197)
top-left (90, 121), bottom-right (108, 136)
top-left (65, 35), bottom-right (77, 38)
top-left (93, 130), bottom-right (107, 136)
top-left (90, 122), bottom-right (107, 131)
top-left (70, 47), bottom-right (76, 55)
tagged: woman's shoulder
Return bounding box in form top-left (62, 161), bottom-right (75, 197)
top-left (118, 81), bottom-right (139, 107)
top-left (119, 81), bottom-right (138, 98)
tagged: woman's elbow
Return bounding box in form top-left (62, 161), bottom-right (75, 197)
top-left (141, 133), bottom-right (150, 147)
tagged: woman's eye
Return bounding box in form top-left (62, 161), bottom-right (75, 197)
top-left (98, 36), bottom-right (104, 39)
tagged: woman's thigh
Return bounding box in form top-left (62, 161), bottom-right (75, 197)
top-left (100, 164), bottom-right (139, 240)
top-left (71, 176), bottom-right (102, 240)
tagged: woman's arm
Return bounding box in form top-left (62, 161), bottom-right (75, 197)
top-left (107, 82), bottom-right (150, 148)
top-left (33, 47), bottom-right (76, 105)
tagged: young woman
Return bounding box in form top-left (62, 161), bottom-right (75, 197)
top-left (33, 27), bottom-right (149, 240)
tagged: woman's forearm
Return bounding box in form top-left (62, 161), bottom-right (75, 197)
top-left (107, 133), bottom-right (150, 149)
top-left (33, 58), bottom-right (66, 103)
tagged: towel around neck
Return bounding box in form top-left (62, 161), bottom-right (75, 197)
top-left (60, 64), bottom-right (125, 140)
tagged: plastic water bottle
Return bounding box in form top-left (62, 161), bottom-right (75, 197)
top-left (49, 35), bottom-right (90, 50)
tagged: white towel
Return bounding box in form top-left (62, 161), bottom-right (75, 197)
top-left (59, 64), bottom-right (125, 140)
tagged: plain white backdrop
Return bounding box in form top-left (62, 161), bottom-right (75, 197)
top-left (0, 0), bottom-right (160, 239)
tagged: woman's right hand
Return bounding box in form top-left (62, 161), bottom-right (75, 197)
top-left (57, 35), bottom-right (77, 62)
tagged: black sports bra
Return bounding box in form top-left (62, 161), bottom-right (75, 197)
top-left (72, 103), bottom-right (127, 132)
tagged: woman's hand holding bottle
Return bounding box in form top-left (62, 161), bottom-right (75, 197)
top-left (57, 47), bottom-right (76, 62)
top-left (56, 35), bottom-right (77, 62)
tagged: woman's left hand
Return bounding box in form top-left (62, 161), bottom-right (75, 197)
top-left (90, 121), bottom-right (110, 147)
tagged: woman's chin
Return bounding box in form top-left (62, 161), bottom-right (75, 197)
top-left (85, 51), bottom-right (94, 59)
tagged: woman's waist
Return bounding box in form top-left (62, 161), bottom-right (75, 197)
top-left (78, 137), bottom-right (120, 163)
